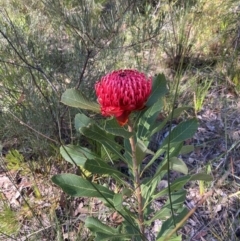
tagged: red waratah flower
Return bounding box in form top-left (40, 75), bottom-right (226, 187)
top-left (95, 69), bottom-right (152, 126)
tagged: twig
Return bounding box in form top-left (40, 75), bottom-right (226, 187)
top-left (75, 49), bottom-right (92, 89)
top-left (0, 11), bottom-right (57, 93)
top-left (7, 111), bottom-right (58, 144)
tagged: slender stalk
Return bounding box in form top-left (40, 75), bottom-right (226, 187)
top-left (128, 123), bottom-right (145, 237)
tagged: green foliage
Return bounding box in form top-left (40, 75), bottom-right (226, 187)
top-left (85, 217), bottom-right (122, 241)
top-left (84, 159), bottom-right (124, 180)
top-left (85, 217), bottom-right (141, 241)
top-left (146, 74), bottom-right (168, 107)
top-left (52, 174), bottom-right (115, 199)
top-left (5, 149), bottom-right (24, 171)
top-left (60, 144), bottom-right (100, 166)
top-left (53, 72), bottom-right (212, 240)
top-left (103, 118), bottom-right (133, 139)
top-left (61, 89), bottom-right (100, 112)
top-left (0, 203), bottom-right (20, 235)
top-left (161, 118), bottom-right (198, 145)
top-left (193, 78), bottom-right (213, 113)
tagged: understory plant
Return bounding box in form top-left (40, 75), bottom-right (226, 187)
top-left (52, 70), bottom-right (212, 241)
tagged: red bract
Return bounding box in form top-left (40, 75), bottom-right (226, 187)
top-left (95, 69), bottom-right (152, 126)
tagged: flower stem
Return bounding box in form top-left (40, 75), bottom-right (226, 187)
top-left (128, 123), bottom-right (145, 237)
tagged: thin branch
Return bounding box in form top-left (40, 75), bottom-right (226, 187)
top-left (0, 59), bottom-right (34, 69)
top-left (0, 27), bottom-right (57, 93)
top-left (75, 49), bottom-right (92, 89)
top-left (7, 111), bottom-right (58, 144)
top-left (0, 230), bottom-right (18, 241)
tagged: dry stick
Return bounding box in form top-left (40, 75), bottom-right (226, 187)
top-left (128, 123), bottom-right (145, 237)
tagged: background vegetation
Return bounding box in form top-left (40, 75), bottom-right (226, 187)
top-left (0, 0), bottom-right (240, 240)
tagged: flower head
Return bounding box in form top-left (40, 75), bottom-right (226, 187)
top-left (95, 69), bottom-right (152, 126)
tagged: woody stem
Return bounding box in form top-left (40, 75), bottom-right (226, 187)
top-left (128, 123), bottom-right (145, 237)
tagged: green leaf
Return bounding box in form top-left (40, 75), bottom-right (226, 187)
top-left (135, 139), bottom-right (153, 166)
top-left (152, 173), bottom-right (212, 201)
top-left (113, 193), bottom-right (123, 211)
top-left (157, 235), bottom-right (182, 241)
top-left (161, 119), bottom-right (198, 146)
top-left (171, 106), bottom-right (193, 118)
top-left (170, 157), bottom-right (188, 175)
top-left (61, 88), bottom-right (100, 112)
top-left (148, 206), bottom-right (171, 224)
top-left (84, 159), bottom-right (123, 179)
top-left (75, 113), bottom-right (92, 131)
top-left (138, 98), bottom-right (164, 140)
top-left (122, 188), bottom-right (132, 197)
top-left (85, 217), bottom-right (119, 235)
top-left (143, 142), bottom-right (183, 176)
top-left (60, 145), bottom-right (100, 166)
top-left (146, 73), bottom-right (168, 107)
top-left (94, 233), bottom-right (129, 241)
top-left (169, 176), bottom-right (192, 191)
top-left (52, 174), bottom-right (114, 199)
top-left (156, 207), bottom-right (188, 240)
top-left (152, 175), bottom-right (191, 200)
top-left (85, 217), bottom-right (139, 241)
top-left (146, 190), bottom-right (187, 224)
top-left (180, 145), bottom-right (194, 155)
top-left (80, 123), bottom-right (126, 162)
top-left (142, 148), bottom-right (165, 175)
top-left (100, 144), bottom-right (119, 162)
top-left (149, 106), bottom-right (193, 136)
top-left (142, 175), bottom-right (162, 208)
top-left (190, 173), bottom-right (213, 182)
top-left (163, 190), bottom-right (187, 210)
top-left (103, 118), bottom-right (133, 138)
top-left (153, 172), bottom-right (211, 200)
